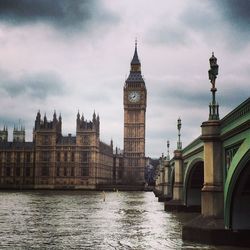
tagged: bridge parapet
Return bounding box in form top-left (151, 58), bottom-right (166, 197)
top-left (221, 97), bottom-right (250, 137)
top-left (182, 136), bottom-right (203, 159)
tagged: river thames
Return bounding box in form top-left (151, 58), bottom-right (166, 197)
top-left (0, 191), bottom-right (245, 249)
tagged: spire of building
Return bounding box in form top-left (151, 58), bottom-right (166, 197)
top-left (93, 110), bottom-right (96, 121)
top-left (126, 40), bottom-right (144, 84)
top-left (53, 110), bottom-right (57, 121)
top-left (131, 39), bottom-right (140, 66)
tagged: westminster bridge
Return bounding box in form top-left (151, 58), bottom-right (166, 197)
top-left (154, 54), bottom-right (250, 247)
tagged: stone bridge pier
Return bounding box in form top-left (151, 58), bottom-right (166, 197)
top-left (200, 120), bottom-right (223, 217)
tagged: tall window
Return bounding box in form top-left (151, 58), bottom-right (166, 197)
top-left (26, 153), bottom-right (31, 163)
top-left (16, 168), bottom-right (20, 177)
top-left (41, 166), bottom-right (49, 176)
top-left (42, 151), bottom-right (50, 162)
top-left (80, 152), bottom-right (89, 162)
top-left (16, 152), bottom-right (21, 163)
top-left (57, 152), bottom-right (60, 162)
top-left (26, 168), bottom-right (30, 177)
top-left (6, 152), bottom-right (11, 163)
top-left (71, 152), bottom-right (74, 162)
top-left (71, 167), bottom-right (74, 177)
top-left (6, 167), bottom-right (11, 176)
top-left (64, 152), bottom-right (67, 162)
top-left (44, 135), bottom-right (49, 145)
top-left (56, 167), bottom-right (60, 177)
top-left (81, 163), bottom-right (89, 176)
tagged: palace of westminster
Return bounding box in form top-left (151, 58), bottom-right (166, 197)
top-left (0, 43), bottom-right (147, 189)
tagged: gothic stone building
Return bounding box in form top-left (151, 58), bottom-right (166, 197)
top-left (0, 111), bottom-right (113, 189)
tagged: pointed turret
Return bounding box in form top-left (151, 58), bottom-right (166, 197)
top-left (96, 114), bottom-right (100, 136)
top-left (53, 110), bottom-right (57, 121)
top-left (35, 111), bottom-right (41, 130)
top-left (44, 113), bottom-right (47, 124)
top-left (58, 113), bottom-right (62, 131)
top-left (131, 39), bottom-right (140, 66)
top-left (76, 111), bottom-right (80, 130)
top-left (126, 40), bottom-right (144, 84)
top-left (93, 110), bottom-right (96, 122)
top-left (52, 110), bottom-right (57, 128)
top-left (36, 110), bottom-right (41, 121)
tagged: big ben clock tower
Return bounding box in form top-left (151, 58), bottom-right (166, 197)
top-left (123, 41), bottom-right (147, 185)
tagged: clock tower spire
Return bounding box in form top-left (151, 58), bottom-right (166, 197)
top-left (123, 41), bottom-right (147, 186)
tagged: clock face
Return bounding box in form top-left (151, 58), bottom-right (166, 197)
top-left (128, 91), bottom-right (140, 103)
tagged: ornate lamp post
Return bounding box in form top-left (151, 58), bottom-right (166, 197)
top-left (208, 52), bottom-right (219, 120)
top-left (177, 118), bottom-right (182, 150)
top-left (166, 140), bottom-right (170, 160)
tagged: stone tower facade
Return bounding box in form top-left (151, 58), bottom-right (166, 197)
top-left (13, 125), bottom-right (25, 143)
top-left (123, 42), bottom-right (147, 185)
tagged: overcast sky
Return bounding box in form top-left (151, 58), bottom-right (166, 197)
top-left (0, 0), bottom-right (249, 158)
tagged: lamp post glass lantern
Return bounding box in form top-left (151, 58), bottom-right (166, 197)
top-left (177, 118), bottom-right (182, 150)
top-left (208, 52), bottom-right (219, 120)
top-left (167, 140), bottom-right (170, 160)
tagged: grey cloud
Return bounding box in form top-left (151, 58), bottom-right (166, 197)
top-left (213, 0), bottom-right (250, 49)
top-left (0, 71), bottom-right (65, 99)
top-left (0, 115), bottom-right (19, 128)
top-left (180, 0), bottom-right (250, 49)
top-left (153, 81), bottom-right (248, 110)
top-left (147, 0), bottom-right (250, 49)
top-left (153, 85), bottom-right (209, 107)
top-left (146, 25), bottom-right (191, 46)
top-left (219, 88), bottom-right (250, 110)
top-left (147, 127), bottom-right (176, 140)
top-left (0, 0), bottom-right (118, 32)
top-left (180, 4), bottom-right (221, 33)
top-left (145, 2), bottom-right (214, 47)
top-left (214, 0), bottom-right (250, 30)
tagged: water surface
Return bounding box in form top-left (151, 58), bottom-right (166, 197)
top-left (0, 191), bottom-right (245, 249)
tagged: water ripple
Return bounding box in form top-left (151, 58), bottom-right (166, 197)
top-left (0, 191), bottom-right (244, 250)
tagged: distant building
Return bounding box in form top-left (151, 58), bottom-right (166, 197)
top-left (145, 157), bottom-right (159, 185)
top-left (0, 111), bottom-right (113, 189)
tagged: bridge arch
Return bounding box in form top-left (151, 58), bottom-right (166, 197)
top-left (224, 136), bottom-right (250, 229)
top-left (183, 158), bottom-right (204, 208)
